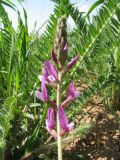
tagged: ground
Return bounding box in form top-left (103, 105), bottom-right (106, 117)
top-left (64, 94), bottom-right (120, 160)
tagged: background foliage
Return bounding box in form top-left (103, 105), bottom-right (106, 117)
top-left (0, 0), bottom-right (120, 159)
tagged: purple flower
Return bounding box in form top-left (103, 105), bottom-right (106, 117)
top-left (67, 54), bottom-right (79, 69)
top-left (35, 80), bottom-right (48, 102)
top-left (58, 106), bottom-right (74, 132)
top-left (61, 81), bottom-right (80, 108)
top-left (39, 61), bottom-right (58, 83)
top-left (62, 54), bottom-right (80, 76)
top-left (68, 81), bottom-right (80, 99)
top-left (45, 61), bottom-right (58, 79)
top-left (46, 108), bottom-right (55, 132)
top-left (46, 108), bottom-right (57, 139)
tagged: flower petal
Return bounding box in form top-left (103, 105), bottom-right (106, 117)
top-left (46, 120), bottom-right (57, 139)
top-left (47, 75), bottom-right (56, 83)
top-left (49, 108), bottom-right (55, 130)
top-left (42, 67), bottom-right (48, 79)
top-left (67, 54), bottom-right (79, 69)
top-left (46, 108), bottom-right (57, 139)
top-left (68, 121), bottom-right (74, 131)
top-left (61, 96), bottom-right (74, 108)
top-left (46, 108), bottom-right (54, 131)
top-left (45, 61), bottom-right (58, 80)
top-left (35, 91), bottom-right (44, 101)
top-left (63, 43), bottom-right (68, 53)
top-left (58, 106), bottom-right (69, 131)
top-left (68, 81), bottom-right (75, 97)
top-left (41, 80), bottom-right (48, 101)
top-left (51, 130), bottom-right (57, 139)
top-left (46, 119), bottom-right (51, 132)
top-left (58, 106), bottom-right (74, 133)
top-left (59, 129), bottom-right (66, 137)
top-left (74, 90), bottom-right (80, 98)
top-left (61, 82), bottom-right (80, 108)
top-left (38, 75), bottom-right (44, 81)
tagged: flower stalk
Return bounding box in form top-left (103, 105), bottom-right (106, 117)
top-left (57, 71), bottom-right (62, 160)
top-left (35, 14), bottom-right (80, 160)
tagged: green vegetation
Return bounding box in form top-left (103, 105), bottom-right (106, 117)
top-left (0, 0), bottom-right (120, 159)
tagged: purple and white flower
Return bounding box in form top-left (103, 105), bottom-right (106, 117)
top-left (46, 108), bottom-right (57, 139)
top-left (39, 61), bottom-right (58, 83)
top-left (35, 80), bottom-right (48, 102)
top-left (61, 81), bottom-right (80, 108)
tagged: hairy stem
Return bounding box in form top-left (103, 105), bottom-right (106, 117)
top-left (57, 71), bottom-right (62, 160)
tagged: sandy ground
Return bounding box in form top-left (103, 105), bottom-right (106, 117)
top-left (64, 95), bottom-right (120, 160)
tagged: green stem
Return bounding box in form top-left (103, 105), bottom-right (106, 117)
top-left (57, 71), bottom-right (62, 160)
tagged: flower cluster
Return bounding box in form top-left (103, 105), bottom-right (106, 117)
top-left (36, 46), bottom-right (80, 139)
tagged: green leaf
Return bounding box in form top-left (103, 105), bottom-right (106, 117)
top-left (1, 0), bottom-right (16, 11)
top-left (85, 0), bottom-right (104, 18)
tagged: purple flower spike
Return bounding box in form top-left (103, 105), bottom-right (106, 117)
top-left (58, 106), bottom-right (74, 132)
top-left (35, 80), bottom-right (48, 102)
top-left (51, 49), bottom-right (58, 64)
top-left (46, 108), bottom-right (57, 139)
top-left (67, 54), bottom-right (79, 69)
